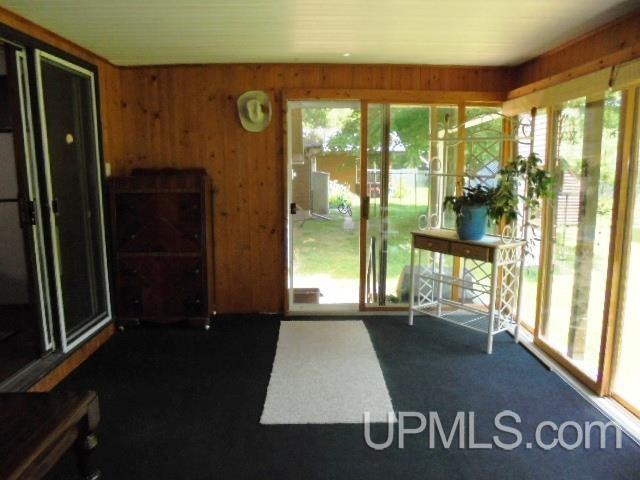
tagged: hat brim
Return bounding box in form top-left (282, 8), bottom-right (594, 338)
top-left (237, 91), bottom-right (272, 132)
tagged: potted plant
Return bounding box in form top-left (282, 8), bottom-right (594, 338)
top-left (444, 152), bottom-right (553, 241)
top-left (443, 185), bottom-right (495, 240)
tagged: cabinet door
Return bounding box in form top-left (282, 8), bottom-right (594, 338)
top-left (35, 51), bottom-right (111, 351)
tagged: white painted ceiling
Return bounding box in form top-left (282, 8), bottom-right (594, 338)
top-left (2, 0), bottom-right (640, 66)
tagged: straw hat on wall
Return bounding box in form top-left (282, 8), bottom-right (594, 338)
top-left (237, 90), bottom-right (272, 132)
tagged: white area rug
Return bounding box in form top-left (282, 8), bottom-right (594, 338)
top-left (260, 320), bottom-right (396, 424)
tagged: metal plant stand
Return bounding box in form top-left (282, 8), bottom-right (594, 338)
top-left (408, 229), bottom-right (525, 354)
top-left (407, 109), bottom-right (538, 353)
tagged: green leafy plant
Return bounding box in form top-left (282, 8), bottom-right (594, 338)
top-left (443, 185), bottom-right (496, 222)
top-left (492, 152), bottom-right (554, 224)
top-left (328, 180), bottom-right (351, 209)
top-left (443, 152), bottom-right (553, 227)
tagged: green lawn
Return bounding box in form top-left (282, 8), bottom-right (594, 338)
top-left (292, 198), bottom-right (543, 305)
top-left (292, 202), bottom-right (422, 282)
top-left (293, 198), bottom-right (517, 298)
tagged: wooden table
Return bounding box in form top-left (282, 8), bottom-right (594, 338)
top-left (0, 391), bottom-right (100, 480)
top-left (408, 229), bottom-right (525, 353)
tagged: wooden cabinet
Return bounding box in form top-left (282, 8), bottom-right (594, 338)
top-left (109, 169), bottom-right (214, 328)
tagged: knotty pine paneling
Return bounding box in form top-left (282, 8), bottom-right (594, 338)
top-left (511, 9), bottom-right (640, 97)
top-left (117, 64), bottom-right (509, 313)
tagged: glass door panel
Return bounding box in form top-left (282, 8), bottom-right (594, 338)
top-left (434, 107), bottom-right (459, 304)
top-left (516, 110), bottom-right (548, 331)
top-left (611, 96), bottom-right (640, 414)
top-left (385, 105), bottom-right (431, 305)
top-left (287, 101), bottom-right (361, 308)
top-left (0, 44), bottom-right (53, 383)
top-left (365, 104), bottom-right (384, 305)
top-left (540, 93), bottom-right (622, 379)
top-left (365, 104), bottom-right (458, 306)
top-left (36, 51), bottom-right (110, 350)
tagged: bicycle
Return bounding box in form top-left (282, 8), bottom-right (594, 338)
top-left (337, 199), bottom-right (352, 217)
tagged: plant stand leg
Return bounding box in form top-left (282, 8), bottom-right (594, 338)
top-left (408, 242), bottom-right (416, 326)
top-left (487, 255), bottom-right (499, 354)
top-left (437, 252), bottom-right (444, 317)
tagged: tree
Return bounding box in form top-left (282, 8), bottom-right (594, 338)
top-left (303, 107), bottom-right (433, 168)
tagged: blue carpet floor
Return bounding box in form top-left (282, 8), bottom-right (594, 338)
top-left (46, 316), bottom-right (640, 479)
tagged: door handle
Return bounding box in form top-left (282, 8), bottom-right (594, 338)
top-left (18, 198), bottom-right (37, 226)
top-left (290, 202), bottom-right (297, 215)
top-left (362, 196), bottom-right (370, 220)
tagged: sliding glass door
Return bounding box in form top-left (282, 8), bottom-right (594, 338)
top-left (287, 100), bottom-right (361, 309)
top-left (286, 100), bottom-right (466, 310)
top-left (0, 43), bottom-right (54, 383)
top-left (13, 47), bottom-right (54, 352)
top-left (508, 87), bottom-right (640, 418)
top-left (516, 110), bottom-right (548, 332)
top-left (611, 90), bottom-right (640, 415)
top-left (538, 92), bottom-right (622, 382)
top-left (286, 100), bottom-right (516, 312)
top-left (35, 51), bottom-right (110, 351)
top-left (366, 104), bottom-right (433, 305)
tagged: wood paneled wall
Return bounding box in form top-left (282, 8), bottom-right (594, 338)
top-left (510, 9), bottom-right (640, 97)
top-left (116, 64), bottom-right (509, 313)
top-left (115, 3), bottom-right (640, 314)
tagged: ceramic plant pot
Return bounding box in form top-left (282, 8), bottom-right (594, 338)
top-left (457, 204), bottom-right (488, 240)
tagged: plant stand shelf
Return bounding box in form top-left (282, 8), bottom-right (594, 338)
top-left (408, 229), bottom-right (526, 354)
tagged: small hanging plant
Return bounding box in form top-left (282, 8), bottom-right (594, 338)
top-left (443, 153), bottom-right (553, 240)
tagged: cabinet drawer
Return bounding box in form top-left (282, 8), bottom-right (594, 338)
top-left (450, 242), bottom-right (492, 262)
top-left (414, 235), bottom-right (450, 254)
top-left (115, 256), bottom-right (206, 319)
